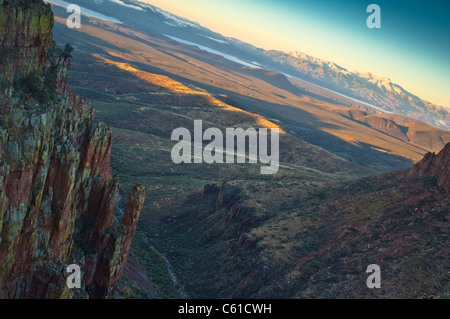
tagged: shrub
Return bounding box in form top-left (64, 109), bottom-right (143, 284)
top-left (62, 43), bottom-right (74, 59)
top-left (13, 70), bottom-right (41, 97)
top-left (12, 63), bottom-right (58, 103)
top-left (0, 76), bottom-right (10, 90)
top-left (41, 63), bottom-right (58, 103)
top-left (422, 175), bottom-right (437, 186)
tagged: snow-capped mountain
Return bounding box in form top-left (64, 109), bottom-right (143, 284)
top-left (47, 0), bottom-right (449, 130)
top-left (264, 50), bottom-right (449, 129)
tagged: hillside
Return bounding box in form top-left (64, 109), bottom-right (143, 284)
top-left (30, 0), bottom-right (449, 299)
top-left (46, 0), bottom-right (450, 131)
top-left (47, 3), bottom-right (450, 173)
top-left (0, 0), bottom-right (445, 300)
top-left (33, 2), bottom-right (449, 299)
top-left (155, 144), bottom-right (449, 298)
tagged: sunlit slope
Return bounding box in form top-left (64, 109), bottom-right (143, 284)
top-left (67, 50), bottom-right (367, 179)
top-left (51, 10), bottom-right (450, 171)
top-left (94, 54), bottom-right (285, 132)
top-left (46, 4), bottom-right (450, 300)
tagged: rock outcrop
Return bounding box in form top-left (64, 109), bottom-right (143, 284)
top-left (0, 0), bottom-right (145, 298)
top-left (409, 143), bottom-right (450, 195)
top-left (203, 182), bottom-right (260, 233)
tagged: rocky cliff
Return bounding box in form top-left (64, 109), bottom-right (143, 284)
top-left (0, 0), bottom-right (145, 298)
top-left (409, 143), bottom-right (450, 195)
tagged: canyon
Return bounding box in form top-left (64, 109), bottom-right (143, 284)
top-left (0, 0), bottom-right (448, 299)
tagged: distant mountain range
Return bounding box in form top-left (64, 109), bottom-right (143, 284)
top-left (46, 0), bottom-right (450, 131)
top-left (266, 50), bottom-right (450, 130)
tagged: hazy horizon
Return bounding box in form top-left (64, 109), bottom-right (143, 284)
top-left (140, 0), bottom-right (450, 109)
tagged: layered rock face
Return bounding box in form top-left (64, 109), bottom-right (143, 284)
top-left (0, 0), bottom-right (145, 298)
top-left (409, 143), bottom-right (450, 195)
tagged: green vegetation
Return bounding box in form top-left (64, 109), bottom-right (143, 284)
top-left (60, 37), bottom-right (449, 299)
top-left (422, 175), bottom-right (437, 186)
top-left (0, 75), bottom-right (10, 91)
top-left (0, 6), bottom-right (7, 29)
top-left (131, 234), bottom-right (182, 298)
top-left (13, 70), bottom-right (42, 98)
top-left (72, 214), bottom-right (97, 256)
top-left (62, 43), bottom-right (74, 59)
top-left (9, 41), bottom-right (72, 104)
top-left (0, 117), bottom-right (7, 129)
top-left (12, 64), bottom-right (57, 104)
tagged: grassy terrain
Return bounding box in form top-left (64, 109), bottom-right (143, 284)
top-left (65, 53), bottom-right (367, 298)
top-left (47, 10), bottom-right (450, 299)
top-left (50, 9), bottom-right (450, 172)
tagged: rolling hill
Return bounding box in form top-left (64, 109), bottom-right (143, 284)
top-left (46, 0), bottom-right (450, 131)
top-left (37, 0), bottom-right (450, 299)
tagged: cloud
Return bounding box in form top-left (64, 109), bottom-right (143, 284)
top-left (108, 0), bottom-right (145, 11)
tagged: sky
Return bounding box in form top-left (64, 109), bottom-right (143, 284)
top-left (141, 0), bottom-right (450, 108)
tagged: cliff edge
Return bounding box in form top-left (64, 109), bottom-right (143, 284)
top-left (409, 143), bottom-right (450, 195)
top-left (0, 0), bottom-right (145, 298)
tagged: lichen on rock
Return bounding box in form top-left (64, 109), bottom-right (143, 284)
top-left (0, 0), bottom-right (145, 298)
